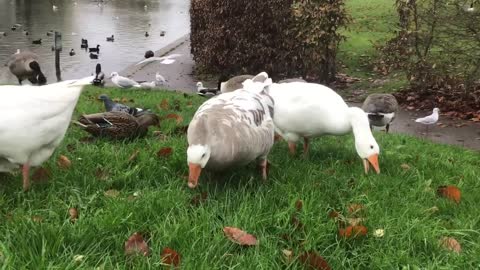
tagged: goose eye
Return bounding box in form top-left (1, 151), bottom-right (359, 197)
top-left (201, 153), bottom-right (206, 158)
top-left (370, 145), bottom-right (374, 149)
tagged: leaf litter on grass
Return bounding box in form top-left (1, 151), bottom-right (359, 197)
top-left (157, 147), bottom-right (173, 158)
top-left (223, 227), bottom-right (258, 246)
top-left (299, 252), bottom-right (331, 270)
top-left (125, 232), bottom-right (150, 257)
top-left (57, 155), bottom-right (72, 169)
top-left (69, 207), bottom-right (78, 223)
top-left (161, 247), bottom-right (181, 267)
top-left (437, 185), bottom-right (461, 204)
top-left (439, 237), bottom-right (461, 254)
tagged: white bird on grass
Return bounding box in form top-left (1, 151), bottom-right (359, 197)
top-left (110, 72), bottom-right (140, 89)
top-left (135, 53), bottom-right (182, 66)
top-left (415, 108), bottom-right (439, 135)
top-left (0, 76), bottom-right (94, 191)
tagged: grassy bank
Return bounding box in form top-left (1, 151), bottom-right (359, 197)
top-left (338, 0), bottom-right (408, 96)
top-left (0, 86), bottom-right (479, 269)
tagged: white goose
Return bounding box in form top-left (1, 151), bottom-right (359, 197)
top-left (0, 76), bottom-right (94, 190)
top-left (186, 74), bottom-right (275, 188)
top-left (268, 82), bottom-right (380, 174)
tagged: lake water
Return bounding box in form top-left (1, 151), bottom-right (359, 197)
top-left (0, 0), bottom-right (190, 84)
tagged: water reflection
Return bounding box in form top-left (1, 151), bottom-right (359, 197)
top-left (0, 0), bottom-right (190, 84)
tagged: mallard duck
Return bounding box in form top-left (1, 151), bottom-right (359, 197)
top-left (7, 51), bottom-right (47, 85)
top-left (268, 80), bottom-right (380, 174)
top-left (75, 112), bottom-right (159, 140)
top-left (0, 76), bottom-right (94, 190)
top-left (362, 93), bottom-right (399, 133)
top-left (187, 74), bottom-right (275, 188)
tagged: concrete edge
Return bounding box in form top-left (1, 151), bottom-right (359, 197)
top-left (120, 33), bottom-right (191, 77)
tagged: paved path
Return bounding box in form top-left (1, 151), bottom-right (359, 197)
top-left (118, 35), bottom-right (480, 151)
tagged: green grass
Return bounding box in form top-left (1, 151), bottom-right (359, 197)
top-left (0, 86), bottom-right (479, 269)
top-left (338, 0), bottom-right (408, 95)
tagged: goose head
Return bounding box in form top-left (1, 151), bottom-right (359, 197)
top-left (348, 107), bottom-right (380, 174)
top-left (196, 82), bottom-right (204, 91)
top-left (29, 61), bottom-right (47, 85)
top-left (187, 144), bottom-right (211, 188)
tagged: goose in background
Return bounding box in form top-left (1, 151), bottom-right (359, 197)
top-left (32, 39), bottom-right (42, 44)
top-left (106, 35), bottom-right (114, 42)
top-left (52, 5), bottom-right (58, 11)
top-left (7, 51), bottom-right (47, 85)
top-left (268, 80), bottom-right (380, 174)
top-left (0, 76), bottom-right (94, 190)
top-left (110, 72), bottom-right (140, 88)
top-left (46, 30), bottom-right (54, 36)
top-left (92, 63), bottom-right (105, 86)
top-left (11, 25), bottom-right (16, 31)
top-left (0, 32), bottom-right (6, 36)
top-left (144, 50), bottom-right (154, 59)
top-left (145, 31), bottom-right (149, 37)
top-left (362, 93), bottom-right (399, 133)
top-left (80, 38), bottom-right (88, 49)
top-left (69, 49), bottom-right (76, 56)
top-left (219, 74), bottom-right (254, 93)
top-left (89, 44), bottom-right (100, 53)
top-left (89, 53), bottom-right (98, 59)
top-left (23, 30), bottom-right (29, 35)
top-left (186, 76), bottom-right (275, 188)
top-left (135, 53), bottom-right (182, 65)
top-left (160, 30), bottom-right (166, 37)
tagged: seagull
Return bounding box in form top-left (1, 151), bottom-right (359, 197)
top-left (110, 72), bottom-right (140, 88)
top-left (98, 94), bottom-right (148, 116)
top-left (52, 5), bottom-right (58, 11)
top-left (196, 82), bottom-right (219, 98)
top-left (415, 108), bottom-right (439, 135)
top-left (135, 53), bottom-right (182, 66)
top-left (155, 72), bottom-right (167, 85)
top-left (138, 81), bottom-right (156, 90)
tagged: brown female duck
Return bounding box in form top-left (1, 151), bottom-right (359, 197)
top-left (75, 112), bottom-right (159, 139)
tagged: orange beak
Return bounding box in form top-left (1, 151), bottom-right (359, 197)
top-left (188, 163), bottom-right (202, 188)
top-left (363, 154), bottom-right (380, 174)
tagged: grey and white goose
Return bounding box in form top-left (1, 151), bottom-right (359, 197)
top-left (361, 93), bottom-right (399, 133)
top-left (7, 51), bottom-right (47, 85)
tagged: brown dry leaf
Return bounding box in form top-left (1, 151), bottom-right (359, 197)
top-left (400, 163), bottom-right (411, 170)
top-left (186, 101), bottom-right (193, 107)
top-left (291, 216), bottom-right (304, 230)
top-left (159, 99), bottom-right (170, 110)
top-left (338, 225), bottom-right (368, 239)
top-left (164, 113), bottom-right (183, 125)
top-left (31, 215), bottom-right (43, 223)
top-left (299, 252), bottom-right (331, 270)
top-left (274, 133), bottom-right (283, 142)
top-left (32, 167), bottom-right (51, 182)
top-left (57, 155), bottom-right (72, 169)
top-left (69, 207), bottom-right (78, 223)
top-left (328, 210), bottom-right (340, 219)
top-left (124, 232), bottom-right (150, 257)
top-left (161, 247), bottom-right (181, 267)
top-left (347, 203), bottom-right (364, 215)
top-left (153, 130), bottom-right (168, 140)
top-left (95, 168), bottom-right (109, 181)
top-left (437, 185), bottom-right (461, 204)
top-left (128, 149), bottom-right (140, 163)
top-left (157, 147), bottom-right (173, 158)
top-left (121, 97), bottom-right (129, 103)
top-left (282, 249), bottom-right (294, 262)
top-left (190, 192), bottom-right (208, 206)
top-left (223, 227), bottom-right (258, 246)
top-left (66, 144), bottom-right (76, 153)
top-left (104, 189), bottom-right (120, 198)
top-left (295, 199), bottom-right (303, 212)
top-left (471, 117), bottom-right (480, 122)
top-left (79, 136), bottom-right (95, 143)
top-left (439, 237), bottom-right (461, 254)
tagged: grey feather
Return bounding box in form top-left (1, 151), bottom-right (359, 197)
top-left (362, 94), bottom-right (398, 114)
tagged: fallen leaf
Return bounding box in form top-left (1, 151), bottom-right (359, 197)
top-left (124, 232), bottom-right (150, 257)
top-left (190, 192), bottom-right (208, 206)
top-left (128, 149), bottom-right (140, 163)
top-left (439, 237), bottom-right (461, 253)
top-left (186, 101), bottom-right (193, 107)
top-left (373, 228), bottom-right (384, 238)
top-left (400, 163), bottom-right (411, 170)
top-left (274, 133), bottom-right (283, 142)
top-left (291, 216), bottom-right (304, 230)
top-left (282, 249), bottom-right (294, 262)
top-left (69, 207), bottom-right (78, 222)
top-left (437, 185), bottom-right (461, 204)
top-left (223, 227), bottom-right (258, 246)
top-left (347, 204), bottom-right (364, 215)
top-left (295, 199), bottom-right (303, 211)
top-left (32, 167), bottom-right (51, 182)
top-left (161, 247), bottom-right (181, 267)
top-left (31, 215), bottom-right (43, 223)
top-left (164, 113), bottom-right (183, 124)
top-left (104, 189), bottom-right (120, 198)
top-left (73, 254), bottom-right (85, 263)
top-left (57, 155), bottom-right (72, 169)
top-left (95, 168), bottom-right (109, 181)
top-left (153, 130), bottom-right (168, 140)
top-left (338, 225), bottom-right (368, 239)
top-left (157, 147), bottom-right (173, 158)
top-left (299, 252), bottom-right (331, 270)
top-left (347, 217), bottom-right (364, 226)
top-left (66, 144), bottom-right (76, 153)
top-left (328, 210), bottom-right (340, 219)
top-left (159, 99), bottom-right (170, 110)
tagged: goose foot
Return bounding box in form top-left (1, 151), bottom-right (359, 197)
top-left (288, 141), bottom-right (296, 155)
top-left (22, 163), bottom-right (30, 191)
top-left (386, 124), bottom-right (390, 133)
